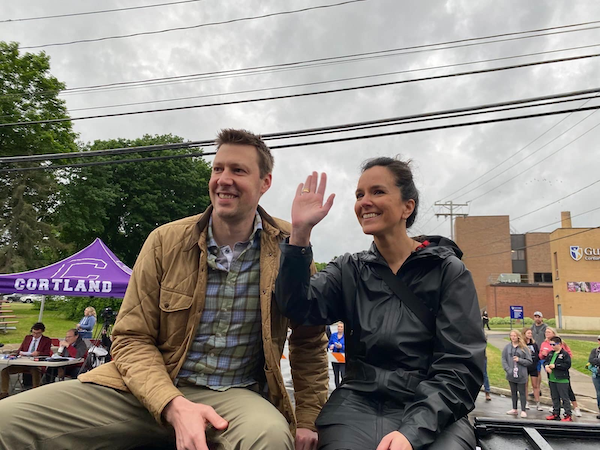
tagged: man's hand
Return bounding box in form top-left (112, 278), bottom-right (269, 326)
top-left (163, 396), bottom-right (228, 450)
top-left (295, 428), bottom-right (318, 450)
top-left (59, 339), bottom-right (68, 347)
top-left (549, 364), bottom-right (555, 369)
top-left (31, 351), bottom-right (40, 357)
top-left (376, 431), bottom-right (413, 450)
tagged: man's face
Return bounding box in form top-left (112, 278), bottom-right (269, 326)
top-left (534, 314), bottom-right (543, 325)
top-left (209, 144), bottom-right (272, 225)
top-left (31, 329), bottom-right (43, 338)
top-left (65, 331), bottom-right (76, 345)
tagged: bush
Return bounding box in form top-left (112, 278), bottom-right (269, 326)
top-left (34, 296), bottom-right (123, 321)
top-left (489, 316), bottom-right (556, 327)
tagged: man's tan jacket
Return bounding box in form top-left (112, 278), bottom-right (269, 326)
top-left (79, 206), bottom-right (329, 432)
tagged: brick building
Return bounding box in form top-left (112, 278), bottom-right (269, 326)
top-left (455, 211), bottom-right (600, 329)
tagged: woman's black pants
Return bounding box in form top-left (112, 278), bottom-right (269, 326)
top-left (316, 389), bottom-right (476, 450)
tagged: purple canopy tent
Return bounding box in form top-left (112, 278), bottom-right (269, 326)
top-left (0, 238), bottom-right (132, 321)
top-left (0, 238), bottom-right (132, 297)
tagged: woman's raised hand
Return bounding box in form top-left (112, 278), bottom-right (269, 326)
top-left (290, 172), bottom-right (335, 246)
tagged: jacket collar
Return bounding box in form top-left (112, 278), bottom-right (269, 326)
top-left (183, 205), bottom-right (286, 252)
top-left (360, 239), bottom-right (458, 266)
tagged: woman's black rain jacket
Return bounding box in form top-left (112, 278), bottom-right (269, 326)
top-left (275, 236), bottom-right (486, 449)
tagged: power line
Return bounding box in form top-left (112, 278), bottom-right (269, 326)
top-left (467, 114), bottom-right (600, 203)
top-left (56, 45), bottom-right (600, 115)
top-left (4, 87), bottom-right (600, 163)
top-left (3, 103), bottom-right (600, 173)
top-left (20, 0), bottom-right (367, 49)
top-left (9, 22), bottom-right (600, 99)
top-left (3, 53), bottom-right (598, 128)
top-left (454, 105), bottom-right (600, 202)
top-left (1, 0), bottom-right (204, 23)
top-left (438, 95), bottom-right (597, 202)
top-left (466, 226), bottom-right (600, 259)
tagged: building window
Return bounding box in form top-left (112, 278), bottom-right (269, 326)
top-left (554, 252), bottom-right (559, 280)
top-left (534, 272), bottom-right (552, 283)
top-left (511, 250), bottom-right (525, 260)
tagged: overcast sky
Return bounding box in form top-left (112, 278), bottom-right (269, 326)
top-left (2, 0), bottom-right (600, 263)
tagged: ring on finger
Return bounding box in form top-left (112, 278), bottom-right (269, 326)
top-left (302, 188), bottom-right (310, 193)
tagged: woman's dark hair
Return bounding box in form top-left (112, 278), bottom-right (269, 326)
top-left (361, 157), bottom-right (419, 228)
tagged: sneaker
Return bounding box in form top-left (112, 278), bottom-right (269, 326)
top-left (536, 403), bottom-right (544, 411)
top-left (525, 403), bottom-right (530, 410)
top-left (546, 413), bottom-right (561, 421)
top-left (506, 409), bottom-right (518, 415)
top-left (520, 411), bottom-right (527, 418)
top-left (548, 406), bottom-right (554, 413)
top-left (561, 415), bottom-right (573, 422)
top-left (574, 408), bottom-right (582, 417)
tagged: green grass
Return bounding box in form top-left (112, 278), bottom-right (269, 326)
top-left (488, 324), bottom-right (600, 335)
top-left (564, 338), bottom-right (598, 374)
top-left (0, 302), bottom-right (78, 344)
top-left (486, 343), bottom-right (509, 390)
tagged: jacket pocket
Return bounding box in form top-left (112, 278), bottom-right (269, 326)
top-left (158, 287), bottom-right (193, 346)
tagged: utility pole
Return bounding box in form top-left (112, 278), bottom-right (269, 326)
top-left (434, 201), bottom-right (469, 240)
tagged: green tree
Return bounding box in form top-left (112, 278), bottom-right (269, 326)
top-left (0, 42), bottom-right (78, 272)
top-left (58, 135), bottom-right (212, 267)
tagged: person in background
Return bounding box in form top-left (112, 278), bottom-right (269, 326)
top-left (587, 335), bottom-right (600, 420)
top-left (539, 327), bottom-right (581, 417)
top-left (523, 328), bottom-right (543, 411)
top-left (276, 161), bottom-right (485, 450)
top-left (530, 312), bottom-right (547, 354)
top-left (76, 306), bottom-right (97, 339)
top-left (502, 330), bottom-right (532, 418)
top-left (545, 336), bottom-right (573, 422)
top-left (481, 310), bottom-right (490, 331)
top-left (483, 335), bottom-right (491, 401)
top-left (0, 322), bottom-right (52, 399)
top-left (327, 322), bottom-right (345, 388)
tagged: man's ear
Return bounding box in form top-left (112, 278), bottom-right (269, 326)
top-left (260, 173), bottom-right (272, 195)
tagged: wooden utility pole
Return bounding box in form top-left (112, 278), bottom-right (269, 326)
top-left (434, 201), bottom-right (469, 240)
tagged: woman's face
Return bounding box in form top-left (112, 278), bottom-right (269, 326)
top-left (545, 329), bottom-right (555, 340)
top-left (84, 309), bottom-right (90, 316)
top-left (337, 323), bottom-right (344, 334)
top-left (354, 166), bottom-right (414, 237)
top-left (525, 329), bottom-right (533, 340)
top-left (510, 331), bottom-right (518, 343)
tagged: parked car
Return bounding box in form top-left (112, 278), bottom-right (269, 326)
top-left (20, 294), bottom-right (44, 303)
top-left (2, 293), bottom-right (22, 302)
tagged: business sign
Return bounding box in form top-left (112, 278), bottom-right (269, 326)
top-left (570, 245), bottom-right (600, 261)
top-left (510, 305), bottom-right (524, 320)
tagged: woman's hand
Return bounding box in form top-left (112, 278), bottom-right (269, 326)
top-left (290, 172), bottom-right (335, 246)
top-left (376, 431), bottom-right (413, 450)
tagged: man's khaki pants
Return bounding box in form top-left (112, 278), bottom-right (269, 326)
top-left (0, 366), bottom-right (41, 394)
top-left (0, 380), bottom-right (294, 450)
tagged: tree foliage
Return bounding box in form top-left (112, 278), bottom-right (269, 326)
top-left (0, 42), bottom-right (78, 272)
top-left (57, 135), bottom-right (212, 267)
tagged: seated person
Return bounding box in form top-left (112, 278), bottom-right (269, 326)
top-left (0, 322), bottom-right (52, 399)
top-left (45, 329), bottom-right (88, 382)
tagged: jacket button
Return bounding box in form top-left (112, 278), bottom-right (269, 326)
top-left (164, 303), bottom-right (169, 308)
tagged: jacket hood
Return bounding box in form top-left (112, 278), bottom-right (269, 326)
top-left (413, 235), bottom-right (464, 260)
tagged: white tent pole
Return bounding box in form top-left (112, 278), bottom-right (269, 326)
top-left (38, 295), bottom-right (45, 322)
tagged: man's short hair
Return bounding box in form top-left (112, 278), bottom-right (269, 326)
top-left (67, 328), bottom-right (79, 337)
top-left (31, 322), bottom-right (45, 332)
top-left (550, 336), bottom-right (562, 344)
top-left (215, 128), bottom-right (274, 178)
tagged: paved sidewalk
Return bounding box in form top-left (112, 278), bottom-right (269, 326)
top-left (486, 331), bottom-right (599, 414)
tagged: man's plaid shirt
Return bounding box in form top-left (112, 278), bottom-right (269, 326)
top-left (177, 213), bottom-right (263, 390)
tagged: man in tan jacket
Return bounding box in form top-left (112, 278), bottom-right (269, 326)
top-left (0, 129), bottom-right (328, 450)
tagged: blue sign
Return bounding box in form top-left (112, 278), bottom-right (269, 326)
top-left (510, 306), bottom-right (524, 320)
